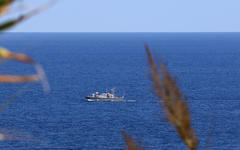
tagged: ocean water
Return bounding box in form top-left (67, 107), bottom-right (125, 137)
top-left (0, 33), bottom-right (239, 149)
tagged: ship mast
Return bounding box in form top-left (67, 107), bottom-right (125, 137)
top-left (111, 88), bottom-right (115, 96)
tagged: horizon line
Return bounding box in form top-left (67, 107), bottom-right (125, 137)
top-left (5, 31), bottom-right (240, 33)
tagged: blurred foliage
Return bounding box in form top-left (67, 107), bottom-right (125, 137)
top-left (0, 0), bottom-right (57, 31)
top-left (0, 0), bottom-right (20, 31)
top-left (145, 45), bottom-right (198, 150)
top-left (0, 0), bottom-right (52, 88)
top-left (0, 0), bottom-right (52, 141)
top-left (0, 1), bottom-right (200, 149)
top-left (121, 131), bottom-right (144, 150)
top-left (0, 0), bottom-right (14, 15)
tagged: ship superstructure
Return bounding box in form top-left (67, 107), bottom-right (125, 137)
top-left (85, 89), bottom-right (124, 102)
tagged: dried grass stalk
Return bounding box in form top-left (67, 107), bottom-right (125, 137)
top-left (121, 131), bottom-right (144, 150)
top-left (0, 48), bottom-right (50, 92)
top-left (0, 84), bottom-right (29, 115)
top-left (145, 45), bottom-right (198, 150)
top-left (0, 48), bottom-right (34, 64)
top-left (0, 75), bottom-right (38, 83)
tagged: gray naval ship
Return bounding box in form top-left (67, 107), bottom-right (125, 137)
top-left (85, 89), bottom-right (124, 102)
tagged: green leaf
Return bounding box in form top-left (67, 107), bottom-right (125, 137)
top-left (0, 0), bottom-right (13, 6)
top-left (0, 0), bottom-right (14, 14)
top-left (0, 17), bottom-right (23, 31)
top-left (0, 0), bottom-right (58, 31)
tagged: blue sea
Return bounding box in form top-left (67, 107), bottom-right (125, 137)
top-left (0, 33), bottom-right (239, 149)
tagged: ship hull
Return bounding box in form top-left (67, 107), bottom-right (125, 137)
top-left (85, 96), bottom-right (124, 102)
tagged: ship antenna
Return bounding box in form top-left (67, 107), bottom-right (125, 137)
top-left (111, 88), bottom-right (115, 95)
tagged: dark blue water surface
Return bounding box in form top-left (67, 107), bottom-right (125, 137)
top-left (0, 33), bottom-right (240, 149)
